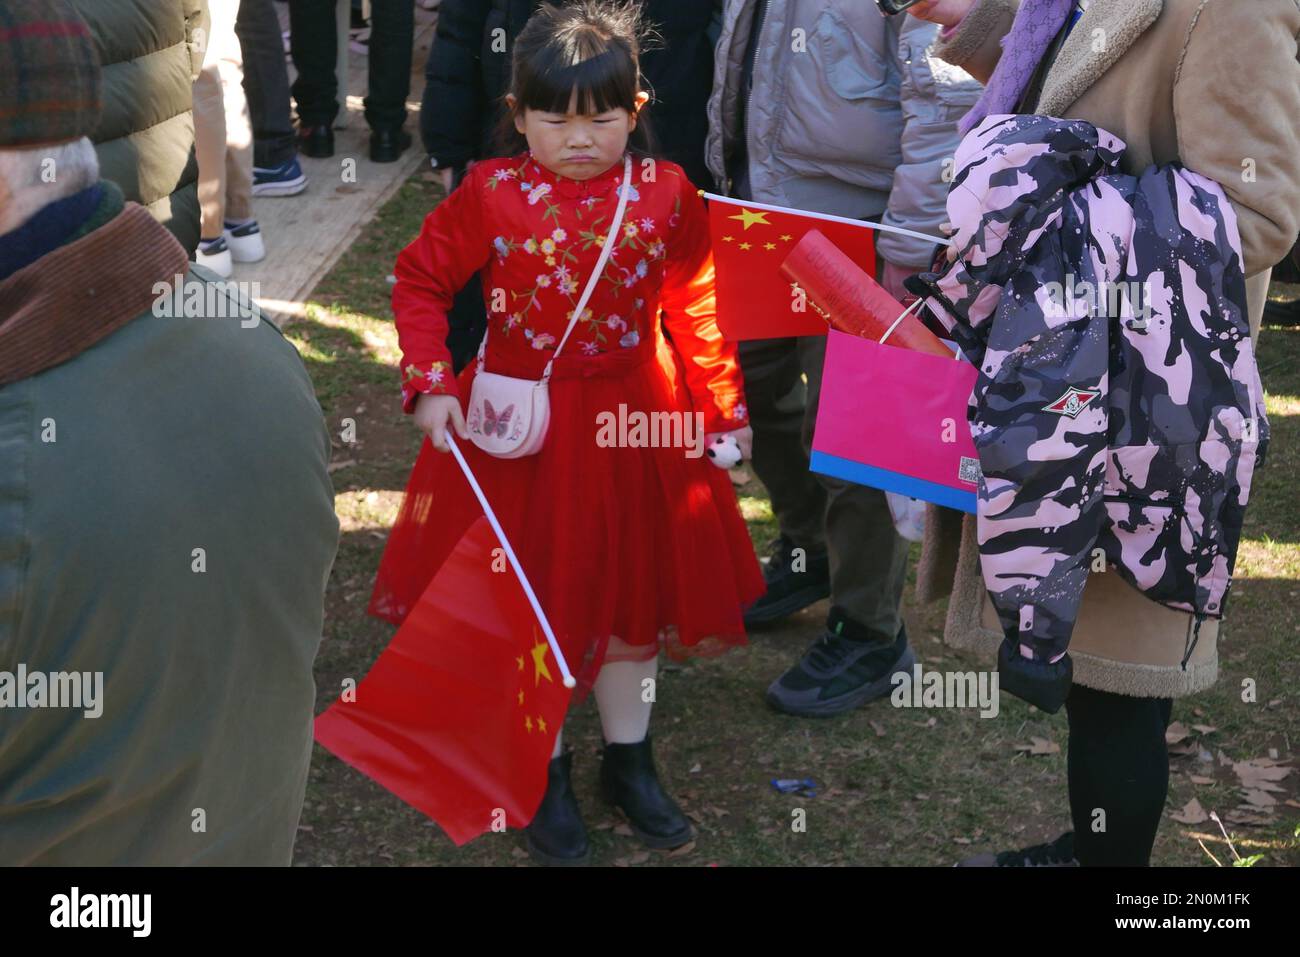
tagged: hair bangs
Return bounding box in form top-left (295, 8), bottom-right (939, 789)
top-left (516, 27), bottom-right (638, 117)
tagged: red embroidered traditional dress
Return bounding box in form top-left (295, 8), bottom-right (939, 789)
top-left (369, 151), bottom-right (765, 689)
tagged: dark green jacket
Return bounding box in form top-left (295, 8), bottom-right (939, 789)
top-left (69, 0), bottom-right (207, 254)
top-left (0, 194), bottom-right (339, 864)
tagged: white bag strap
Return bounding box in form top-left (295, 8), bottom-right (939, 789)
top-left (542, 153), bottom-right (633, 381)
top-left (879, 295), bottom-right (927, 345)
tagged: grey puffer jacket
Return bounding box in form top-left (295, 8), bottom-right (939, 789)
top-left (69, 0), bottom-right (207, 255)
top-left (705, 0), bottom-right (982, 267)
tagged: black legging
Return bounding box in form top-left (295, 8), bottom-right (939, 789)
top-left (1066, 684), bottom-right (1173, 867)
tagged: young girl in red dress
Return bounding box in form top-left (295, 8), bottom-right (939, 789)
top-left (368, 1), bottom-right (763, 864)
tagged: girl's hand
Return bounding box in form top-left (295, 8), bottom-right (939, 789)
top-left (414, 393), bottom-right (468, 452)
top-left (707, 426), bottom-right (753, 461)
top-left (906, 0), bottom-right (976, 28)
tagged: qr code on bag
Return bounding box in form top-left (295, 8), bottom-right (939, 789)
top-left (958, 456), bottom-right (981, 485)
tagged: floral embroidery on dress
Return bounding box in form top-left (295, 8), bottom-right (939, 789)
top-left (400, 360), bottom-right (453, 410)
top-left (395, 156), bottom-right (746, 432)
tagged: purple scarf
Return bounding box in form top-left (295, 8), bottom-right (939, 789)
top-left (959, 0), bottom-right (1076, 135)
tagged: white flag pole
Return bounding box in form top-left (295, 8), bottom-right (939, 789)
top-left (700, 191), bottom-right (951, 247)
top-left (446, 434), bottom-right (577, 689)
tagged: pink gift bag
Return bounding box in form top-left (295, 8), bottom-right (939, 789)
top-left (811, 328), bottom-right (981, 513)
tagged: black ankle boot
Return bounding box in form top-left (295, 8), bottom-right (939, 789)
top-left (600, 736), bottom-right (694, 849)
top-left (525, 751), bottom-right (589, 866)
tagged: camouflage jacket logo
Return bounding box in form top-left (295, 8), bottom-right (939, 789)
top-left (917, 115), bottom-right (1269, 668)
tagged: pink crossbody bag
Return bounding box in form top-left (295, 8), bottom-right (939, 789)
top-left (465, 155), bottom-right (633, 458)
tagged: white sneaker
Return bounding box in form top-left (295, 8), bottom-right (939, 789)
top-left (223, 219), bottom-right (266, 263)
top-left (196, 236), bottom-right (233, 277)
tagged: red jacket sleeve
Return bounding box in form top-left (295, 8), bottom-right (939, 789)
top-left (659, 170), bottom-right (749, 432)
top-left (392, 165), bottom-right (493, 411)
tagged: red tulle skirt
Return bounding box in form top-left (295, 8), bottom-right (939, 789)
top-left (368, 332), bottom-right (765, 694)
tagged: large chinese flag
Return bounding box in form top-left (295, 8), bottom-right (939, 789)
top-left (314, 517), bottom-right (572, 846)
top-left (706, 194), bottom-right (876, 340)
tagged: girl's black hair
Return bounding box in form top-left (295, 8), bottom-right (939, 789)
top-left (493, 1), bottom-right (660, 159)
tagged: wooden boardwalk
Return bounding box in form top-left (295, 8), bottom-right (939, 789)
top-left (244, 4), bottom-right (440, 326)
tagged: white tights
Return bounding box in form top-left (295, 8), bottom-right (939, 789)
top-left (551, 636), bottom-right (658, 758)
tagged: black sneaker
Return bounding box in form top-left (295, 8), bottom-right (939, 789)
top-left (765, 609), bottom-right (914, 718)
top-left (743, 534), bottom-right (830, 628)
top-left (957, 832), bottom-right (1079, 867)
top-left (1263, 298), bottom-right (1300, 327)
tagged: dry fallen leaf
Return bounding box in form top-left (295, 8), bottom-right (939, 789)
top-left (870, 721), bottom-right (887, 738)
top-left (1189, 775), bottom-right (1214, 785)
top-left (1190, 724), bottom-right (1218, 735)
top-left (613, 823), bottom-right (634, 837)
top-left (629, 851), bottom-right (651, 865)
top-left (1241, 788), bottom-right (1278, 808)
top-left (327, 459), bottom-right (357, 473)
top-left (1170, 798), bottom-right (1208, 824)
top-left (667, 840), bottom-right (697, 858)
top-left (1165, 721), bottom-right (1191, 745)
top-left (953, 837), bottom-right (972, 845)
top-left (1233, 761), bottom-right (1292, 790)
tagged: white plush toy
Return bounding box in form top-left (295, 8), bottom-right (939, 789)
top-left (706, 434), bottom-right (742, 469)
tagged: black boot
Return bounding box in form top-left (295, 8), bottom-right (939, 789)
top-left (296, 124), bottom-right (334, 159)
top-left (524, 751), bottom-right (589, 866)
top-left (370, 128), bottom-right (412, 163)
top-left (600, 736), bottom-right (693, 850)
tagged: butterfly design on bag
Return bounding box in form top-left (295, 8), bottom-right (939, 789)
top-left (482, 400), bottom-right (515, 437)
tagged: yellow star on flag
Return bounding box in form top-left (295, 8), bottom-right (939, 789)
top-left (722, 235), bottom-right (735, 242)
top-left (764, 242), bottom-right (776, 251)
top-left (537, 716), bottom-right (548, 734)
top-left (531, 639), bottom-right (554, 687)
top-left (517, 689), bottom-right (525, 706)
top-left (516, 655), bottom-right (524, 671)
top-left (524, 715), bottom-right (533, 733)
top-left (739, 242), bottom-right (752, 251)
top-left (728, 207), bottom-right (771, 231)
top-left (780, 234), bottom-right (793, 242)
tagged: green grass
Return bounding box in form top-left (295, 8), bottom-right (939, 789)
top-left (283, 172), bottom-right (1300, 867)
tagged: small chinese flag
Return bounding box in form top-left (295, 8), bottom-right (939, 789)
top-left (314, 516), bottom-right (572, 846)
top-left (706, 195), bottom-right (876, 340)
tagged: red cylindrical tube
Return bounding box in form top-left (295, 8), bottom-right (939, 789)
top-left (779, 229), bottom-right (949, 357)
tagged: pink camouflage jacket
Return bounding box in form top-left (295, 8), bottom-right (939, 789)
top-left (910, 114), bottom-right (1269, 712)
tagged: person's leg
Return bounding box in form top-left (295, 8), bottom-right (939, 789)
top-left (214, 12), bottom-right (255, 226)
top-left (800, 334), bottom-right (907, 641)
top-left (593, 642), bottom-right (656, 745)
top-left (740, 336), bottom-right (827, 552)
top-left (764, 335), bottom-right (913, 717)
top-left (192, 64), bottom-right (228, 242)
top-left (1066, 683), bottom-right (1173, 867)
top-left (595, 638), bottom-right (691, 849)
top-left (737, 336), bottom-right (832, 626)
top-left (235, 0), bottom-right (298, 169)
top-left (364, 0), bottom-right (414, 133)
top-left (288, 0), bottom-right (340, 128)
